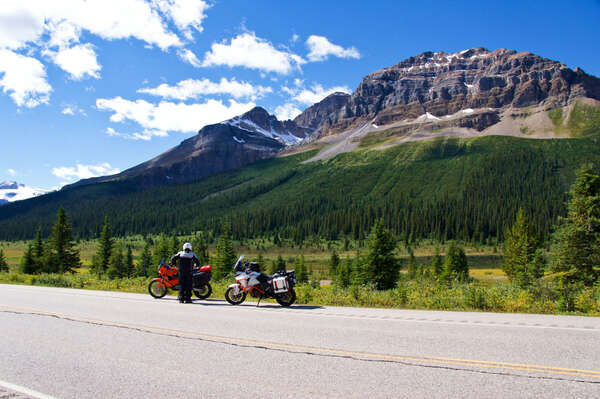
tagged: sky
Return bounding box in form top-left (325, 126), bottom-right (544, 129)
top-left (1, 0), bottom-right (599, 190)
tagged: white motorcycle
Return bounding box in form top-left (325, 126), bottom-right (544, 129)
top-left (224, 255), bottom-right (297, 307)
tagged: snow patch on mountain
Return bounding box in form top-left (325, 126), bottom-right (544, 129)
top-left (0, 181), bottom-right (48, 205)
top-left (226, 116), bottom-right (303, 146)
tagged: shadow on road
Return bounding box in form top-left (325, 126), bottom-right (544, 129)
top-left (159, 297), bottom-right (323, 310)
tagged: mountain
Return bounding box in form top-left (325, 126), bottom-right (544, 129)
top-left (68, 107), bottom-right (314, 188)
top-left (311, 48), bottom-right (600, 137)
top-left (0, 181), bottom-right (48, 205)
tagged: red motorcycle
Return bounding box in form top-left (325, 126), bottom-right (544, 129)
top-left (148, 259), bottom-right (212, 300)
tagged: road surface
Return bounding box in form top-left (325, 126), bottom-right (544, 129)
top-left (1, 284), bottom-right (599, 398)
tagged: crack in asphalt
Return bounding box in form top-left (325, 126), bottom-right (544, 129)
top-left (3, 309), bottom-right (599, 385)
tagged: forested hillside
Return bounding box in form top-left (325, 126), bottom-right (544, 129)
top-left (1, 135), bottom-right (599, 243)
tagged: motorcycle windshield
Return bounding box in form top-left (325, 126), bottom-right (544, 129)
top-left (233, 255), bottom-right (244, 270)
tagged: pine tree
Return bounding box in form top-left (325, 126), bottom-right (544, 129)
top-left (213, 224), bottom-right (236, 280)
top-left (431, 246), bottom-right (443, 278)
top-left (153, 235), bottom-right (171, 266)
top-left (328, 250), bottom-right (340, 278)
top-left (441, 241), bottom-right (469, 282)
top-left (47, 208), bottom-right (80, 273)
top-left (502, 208), bottom-right (545, 287)
top-left (276, 254), bottom-right (286, 271)
top-left (0, 248), bottom-right (8, 273)
top-left (363, 220), bottom-right (399, 290)
top-left (295, 254), bottom-right (308, 283)
top-left (336, 258), bottom-right (352, 288)
top-left (192, 233), bottom-right (209, 264)
top-left (551, 164), bottom-right (600, 287)
top-left (124, 245), bottom-right (134, 278)
top-left (95, 216), bottom-right (113, 274)
top-left (33, 226), bottom-right (44, 265)
top-left (107, 242), bottom-right (125, 279)
top-left (136, 240), bottom-right (153, 277)
top-left (20, 243), bottom-right (37, 274)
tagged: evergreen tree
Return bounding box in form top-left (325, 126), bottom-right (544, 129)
top-left (124, 245), bottom-right (134, 277)
top-left (95, 216), bottom-right (113, 274)
top-left (192, 233), bottom-right (209, 264)
top-left (152, 235), bottom-right (171, 266)
top-left (213, 224), bottom-right (236, 280)
top-left (336, 258), bottom-right (352, 288)
top-left (363, 220), bottom-right (399, 290)
top-left (502, 208), bottom-right (545, 287)
top-left (441, 241), bottom-right (469, 282)
top-left (0, 248), bottom-right (8, 273)
top-left (328, 250), bottom-right (340, 278)
top-left (431, 246), bottom-right (443, 278)
top-left (295, 254), bottom-right (308, 283)
top-left (550, 164), bottom-right (600, 287)
top-left (33, 226), bottom-right (44, 265)
top-left (136, 240), bottom-right (153, 277)
top-left (107, 242), bottom-right (125, 279)
top-left (20, 243), bottom-right (37, 274)
top-left (276, 254), bottom-right (286, 271)
top-left (47, 208), bottom-right (80, 273)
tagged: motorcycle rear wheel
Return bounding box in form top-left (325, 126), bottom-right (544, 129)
top-left (193, 283), bottom-right (212, 299)
top-left (148, 280), bottom-right (168, 298)
top-left (225, 286), bottom-right (246, 305)
top-left (276, 288), bottom-right (296, 307)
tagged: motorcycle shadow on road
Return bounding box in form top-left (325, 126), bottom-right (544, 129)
top-left (159, 297), bottom-right (323, 310)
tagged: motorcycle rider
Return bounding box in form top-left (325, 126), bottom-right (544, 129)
top-left (171, 243), bottom-right (200, 303)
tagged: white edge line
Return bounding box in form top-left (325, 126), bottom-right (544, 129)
top-left (0, 380), bottom-right (58, 399)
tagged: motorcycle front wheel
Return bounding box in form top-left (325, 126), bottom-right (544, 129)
top-left (193, 283), bottom-right (212, 299)
top-left (225, 286), bottom-right (247, 305)
top-left (276, 288), bottom-right (296, 307)
top-left (148, 280), bottom-right (168, 298)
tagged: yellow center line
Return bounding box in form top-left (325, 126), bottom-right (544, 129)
top-left (2, 305), bottom-right (599, 380)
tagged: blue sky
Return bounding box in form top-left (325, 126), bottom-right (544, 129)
top-left (1, 0), bottom-right (599, 190)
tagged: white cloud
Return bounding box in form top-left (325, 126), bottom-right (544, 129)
top-left (176, 48), bottom-right (201, 67)
top-left (291, 34), bottom-right (299, 43)
top-left (46, 20), bottom-right (81, 48)
top-left (202, 32), bottom-right (305, 74)
top-left (293, 84), bottom-right (351, 105)
top-left (62, 106), bottom-right (75, 115)
top-left (96, 97), bottom-right (256, 134)
top-left (274, 103), bottom-right (302, 121)
top-left (0, 49), bottom-right (51, 107)
top-left (106, 127), bottom-right (168, 141)
top-left (7, 168), bottom-right (16, 176)
top-left (306, 35), bottom-right (360, 62)
top-left (138, 78), bottom-right (272, 100)
top-left (43, 44), bottom-right (101, 80)
top-left (0, 2), bottom-right (45, 50)
top-left (52, 162), bottom-right (120, 182)
top-left (153, 0), bottom-right (210, 40)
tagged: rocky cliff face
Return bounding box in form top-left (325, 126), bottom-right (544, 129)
top-left (317, 48), bottom-right (600, 135)
top-left (293, 92), bottom-right (350, 131)
top-left (69, 107), bottom-right (312, 188)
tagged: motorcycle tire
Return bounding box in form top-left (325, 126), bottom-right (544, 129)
top-left (193, 283), bottom-right (212, 300)
top-left (148, 280), bottom-right (168, 298)
top-left (276, 288), bottom-right (296, 307)
top-left (225, 286), bottom-right (247, 305)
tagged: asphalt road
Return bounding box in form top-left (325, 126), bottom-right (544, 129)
top-left (1, 284), bottom-right (599, 398)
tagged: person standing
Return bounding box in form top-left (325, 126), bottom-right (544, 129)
top-left (171, 243), bottom-right (200, 303)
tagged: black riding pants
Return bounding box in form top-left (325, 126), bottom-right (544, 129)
top-left (179, 264), bottom-right (192, 300)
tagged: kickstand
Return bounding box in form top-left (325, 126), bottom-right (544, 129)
top-left (257, 294), bottom-right (263, 307)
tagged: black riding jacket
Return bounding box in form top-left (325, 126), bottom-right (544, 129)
top-left (171, 250), bottom-right (200, 270)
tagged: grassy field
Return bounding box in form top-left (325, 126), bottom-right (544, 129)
top-left (0, 238), bottom-right (506, 283)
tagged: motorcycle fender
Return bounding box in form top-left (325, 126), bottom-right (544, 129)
top-left (228, 283), bottom-right (241, 295)
top-left (151, 277), bottom-right (164, 288)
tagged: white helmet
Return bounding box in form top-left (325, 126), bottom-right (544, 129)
top-left (183, 242), bottom-right (192, 251)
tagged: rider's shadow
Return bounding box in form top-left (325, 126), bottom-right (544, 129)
top-left (162, 297), bottom-right (323, 310)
